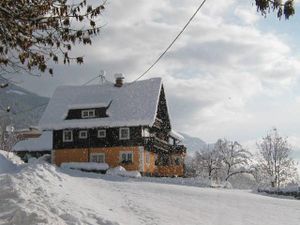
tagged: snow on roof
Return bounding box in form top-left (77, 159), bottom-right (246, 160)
top-left (67, 103), bottom-right (109, 110)
top-left (169, 130), bottom-right (184, 141)
top-left (39, 78), bottom-right (163, 130)
top-left (13, 131), bottom-right (52, 152)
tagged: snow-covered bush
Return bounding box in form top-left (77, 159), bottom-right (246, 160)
top-left (61, 162), bottom-right (109, 172)
top-left (106, 166), bottom-right (141, 178)
top-left (223, 181), bottom-right (233, 189)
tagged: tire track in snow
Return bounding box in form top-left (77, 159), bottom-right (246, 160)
top-left (112, 184), bottom-right (160, 225)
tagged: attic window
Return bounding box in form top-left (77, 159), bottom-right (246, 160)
top-left (81, 109), bottom-right (95, 118)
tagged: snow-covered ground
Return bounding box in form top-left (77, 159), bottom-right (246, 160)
top-left (1, 151), bottom-right (300, 225)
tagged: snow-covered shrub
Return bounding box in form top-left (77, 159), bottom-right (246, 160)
top-left (61, 162), bottom-right (109, 172)
top-left (106, 166), bottom-right (141, 178)
top-left (223, 181), bottom-right (233, 189)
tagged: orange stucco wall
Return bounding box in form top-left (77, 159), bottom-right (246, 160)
top-left (155, 165), bottom-right (184, 177)
top-left (53, 147), bottom-right (184, 177)
top-left (54, 148), bottom-right (89, 166)
top-left (54, 146), bottom-right (140, 171)
top-left (90, 147), bottom-right (140, 171)
top-left (143, 150), bottom-right (157, 174)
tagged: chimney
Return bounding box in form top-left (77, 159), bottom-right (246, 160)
top-left (114, 73), bottom-right (124, 87)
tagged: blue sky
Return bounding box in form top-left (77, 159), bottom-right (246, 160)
top-left (10, 1), bottom-right (300, 164)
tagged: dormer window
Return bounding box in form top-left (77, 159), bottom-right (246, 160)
top-left (81, 109), bottom-right (95, 118)
top-left (119, 127), bottom-right (130, 140)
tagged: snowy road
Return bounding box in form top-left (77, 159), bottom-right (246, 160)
top-left (65, 174), bottom-right (300, 225)
top-left (0, 157), bottom-right (300, 225)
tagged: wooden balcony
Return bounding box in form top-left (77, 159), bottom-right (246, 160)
top-left (144, 137), bottom-right (186, 153)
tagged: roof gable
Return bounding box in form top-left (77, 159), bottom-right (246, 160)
top-left (38, 78), bottom-right (163, 130)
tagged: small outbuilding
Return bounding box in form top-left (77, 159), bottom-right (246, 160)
top-left (13, 131), bottom-right (52, 161)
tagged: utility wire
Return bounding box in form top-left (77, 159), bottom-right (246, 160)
top-left (82, 74), bottom-right (101, 86)
top-left (132, 0), bottom-right (208, 83)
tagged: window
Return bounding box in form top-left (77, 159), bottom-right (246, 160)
top-left (156, 154), bottom-right (170, 166)
top-left (97, 129), bottom-right (106, 138)
top-left (142, 128), bottom-right (150, 137)
top-left (119, 127), bottom-right (130, 140)
top-left (81, 109), bottom-right (95, 118)
top-left (90, 153), bottom-right (105, 163)
top-left (120, 152), bottom-right (133, 163)
top-left (63, 130), bottom-right (73, 142)
top-left (79, 130), bottom-right (88, 139)
top-left (174, 157), bottom-right (181, 166)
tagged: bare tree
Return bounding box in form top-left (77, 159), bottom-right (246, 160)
top-left (216, 139), bottom-right (252, 181)
top-left (0, 117), bottom-right (19, 154)
top-left (0, 0), bottom-right (105, 75)
top-left (256, 128), bottom-right (298, 188)
top-left (193, 145), bottom-right (222, 180)
top-left (0, 116), bottom-right (10, 148)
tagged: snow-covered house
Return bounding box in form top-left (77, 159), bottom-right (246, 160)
top-left (38, 76), bottom-right (186, 176)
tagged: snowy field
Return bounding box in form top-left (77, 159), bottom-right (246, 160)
top-left (0, 151), bottom-right (300, 225)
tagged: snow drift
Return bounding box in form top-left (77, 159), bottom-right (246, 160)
top-left (0, 152), bottom-right (118, 225)
top-left (0, 150), bottom-right (22, 174)
top-left (1, 151), bottom-right (300, 225)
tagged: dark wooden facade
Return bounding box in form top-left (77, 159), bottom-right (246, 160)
top-left (53, 126), bottom-right (144, 149)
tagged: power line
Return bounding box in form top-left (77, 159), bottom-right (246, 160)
top-left (82, 74), bottom-right (101, 86)
top-left (132, 0), bottom-right (208, 83)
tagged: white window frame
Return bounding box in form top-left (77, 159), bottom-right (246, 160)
top-left (119, 127), bottom-right (130, 140)
top-left (97, 129), bottom-right (106, 138)
top-left (79, 130), bottom-right (88, 139)
top-left (63, 130), bottom-right (73, 142)
top-left (90, 153), bottom-right (105, 163)
top-left (81, 109), bottom-right (95, 118)
top-left (142, 127), bottom-right (150, 137)
top-left (119, 151), bottom-right (133, 163)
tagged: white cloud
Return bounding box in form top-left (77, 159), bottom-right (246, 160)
top-left (234, 6), bottom-right (260, 25)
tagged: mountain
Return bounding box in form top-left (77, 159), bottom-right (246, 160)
top-left (180, 133), bottom-right (208, 154)
top-left (0, 81), bottom-right (49, 129)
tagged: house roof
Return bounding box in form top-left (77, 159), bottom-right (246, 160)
top-left (13, 131), bottom-right (52, 152)
top-left (38, 78), bottom-right (163, 130)
top-left (169, 130), bottom-right (184, 141)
